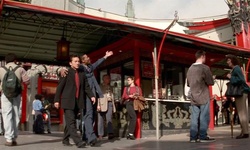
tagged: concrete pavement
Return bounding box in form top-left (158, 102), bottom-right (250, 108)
top-left (0, 125), bottom-right (249, 150)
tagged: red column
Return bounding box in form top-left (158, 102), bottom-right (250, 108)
top-left (21, 83), bottom-right (28, 124)
top-left (209, 86), bottom-right (214, 130)
top-left (134, 41), bottom-right (141, 138)
top-left (236, 24), bottom-right (250, 49)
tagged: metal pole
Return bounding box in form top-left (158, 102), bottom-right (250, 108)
top-left (153, 39), bottom-right (159, 139)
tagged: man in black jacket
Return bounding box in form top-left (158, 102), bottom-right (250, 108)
top-left (54, 54), bottom-right (95, 148)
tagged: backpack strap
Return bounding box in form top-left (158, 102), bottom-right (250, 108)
top-left (127, 86), bottom-right (140, 95)
top-left (12, 66), bottom-right (20, 72)
top-left (126, 87), bottom-right (130, 95)
top-left (2, 66), bottom-right (7, 71)
top-left (2, 66), bottom-right (20, 72)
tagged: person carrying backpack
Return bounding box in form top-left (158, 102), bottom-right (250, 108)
top-left (0, 53), bottom-right (30, 147)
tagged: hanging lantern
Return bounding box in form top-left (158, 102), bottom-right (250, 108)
top-left (57, 33), bottom-right (70, 61)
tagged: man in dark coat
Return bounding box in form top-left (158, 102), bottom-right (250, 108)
top-left (54, 54), bottom-right (95, 148)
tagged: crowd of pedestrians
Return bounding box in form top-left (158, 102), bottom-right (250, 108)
top-left (1, 51), bottom-right (250, 148)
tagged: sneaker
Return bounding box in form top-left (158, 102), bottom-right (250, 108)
top-left (190, 139), bottom-right (200, 143)
top-left (190, 140), bottom-right (196, 143)
top-left (200, 137), bottom-right (215, 143)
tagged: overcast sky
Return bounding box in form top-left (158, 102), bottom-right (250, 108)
top-left (85, 0), bottom-right (229, 19)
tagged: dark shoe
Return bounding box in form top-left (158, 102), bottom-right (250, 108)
top-left (0, 132), bottom-right (4, 136)
top-left (12, 141), bottom-right (17, 146)
top-left (126, 134), bottom-right (135, 140)
top-left (236, 134), bottom-right (249, 139)
top-left (89, 138), bottom-right (97, 146)
top-left (108, 133), bottom-right (115, 140)
top-left (5, 141), bottom-right (14, 146)
top-left (77, 141), bottom-right (86, 148)
top-left (62, 141), bottom-right (73, 147)
top-left (200, 137), bottom-right (215, 143)
top-left (47, 130), bottom-right (51, 134)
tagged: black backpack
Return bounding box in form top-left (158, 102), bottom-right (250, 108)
top-left (2, 66), bottom-right (22, 98)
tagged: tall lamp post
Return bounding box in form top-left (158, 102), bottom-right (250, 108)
top-left (152, 11), bottom-right (178, 139)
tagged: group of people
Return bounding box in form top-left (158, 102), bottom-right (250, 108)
top-left (32, 94), bottom-right (52, 134)
top-left (2, 49), bottom-right (248, 147)
top-left (187, 50), bottom-right (250, 143)
top-left (53, 49), bottom-right (146, 148)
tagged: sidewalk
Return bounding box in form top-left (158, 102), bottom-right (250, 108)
top-left (0, 125), bottom-right (249, 150)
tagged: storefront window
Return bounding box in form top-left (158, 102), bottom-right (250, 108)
top-left (165, 64), bottom-right (185, 100)
top-left (110, 67), bottom-right (122, 102)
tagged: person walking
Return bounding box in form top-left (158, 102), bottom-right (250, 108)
top-left (186, 50), bottom-right (215, 143)
top-left (122, 76), bottom-right (143, 140)
top-left (59, 51), bottom-right (113, 146)
top-left (54, 54), bottom-right (95, 148)
top-left (97, 74), bottom-right (116, 140)
top-left (0, 53), bottom-right (30, 146)
top-left (225, 54), bottom-right (250, 139)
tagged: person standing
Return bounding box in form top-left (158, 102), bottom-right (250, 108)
top-left (0, 53), bottom-right (30, 146)
top-left (32, 94), bottom-right (45, 134)
top-left (213, 96), bottom-right (219, 126)
top-left (186, 50), bottom-right (215, 143)
top-left (122, 76), bottom-right (142, 140)
top-left (54, 54), bottom-right (95, 148)
top-left (42, 97), bottom-right (52, 134)
top-left (80, 51), bottom-right (113, 145)
top-left (226, 54), bottom-right (250, 139)
top-left (97, 74), bottom-right (116, 140)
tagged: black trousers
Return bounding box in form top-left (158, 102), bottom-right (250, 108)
top-left (125, 101), bottom-right (136, 134)
top-left (63, 108), bottom-right (82, 145)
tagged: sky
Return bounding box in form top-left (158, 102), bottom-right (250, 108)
top-left (85, 0), bottom-right (230, 19)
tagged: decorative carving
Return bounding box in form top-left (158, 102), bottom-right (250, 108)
top-left (226, 0), bottom-right (250, 35)
top-left (163, 106), bottom-right (190, 129)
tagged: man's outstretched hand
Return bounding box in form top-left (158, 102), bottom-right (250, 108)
top-left (104, 51), bottom-right (113, 59)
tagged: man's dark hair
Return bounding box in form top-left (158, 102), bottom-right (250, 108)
top-left (35, 94), bottom-right (43, 100)
top-left (226, 54), bottom-right (240, 66)
top-left (5, 53), bottom-right (17, 63)
top-left (69, 54), bottom-right (79, 62)
top-left (195, 50), bottom-right (206, 59)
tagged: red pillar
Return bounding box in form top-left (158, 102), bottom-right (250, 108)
top-left (134, 41), bottom-right (141, 138)
top-left (21, 83), bottom-right (28, 124)
top-left (236, 24), bottom-right (250, 49)
top-left (209, 86), bottom-right (214, 130)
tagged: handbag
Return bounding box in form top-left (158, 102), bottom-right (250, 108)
top-left (137, 95), bottom-right (145, 101)
top-left (225, 82), bottom-right (244, 97)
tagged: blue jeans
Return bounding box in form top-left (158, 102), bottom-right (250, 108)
top-left (190, 101), bottom-right (210, 140)
top-left (82, 97), bottom-right (97, 143)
